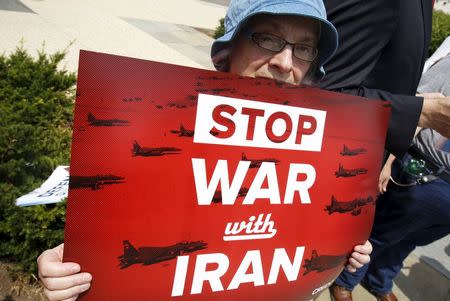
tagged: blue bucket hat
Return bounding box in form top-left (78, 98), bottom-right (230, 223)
top-left (211, 0), bottom-right (338, 79)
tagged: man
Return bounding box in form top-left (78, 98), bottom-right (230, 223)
top-left (324, 1), bottom-right (450, 301)
top-left (37, 1), bottom-right (372, 300)
top-left (365, 124), bottom-right (450, 301)
top-left (321, 0), bottom-right (450, 160)
top-left (331, 35), bottom-right (450, 301)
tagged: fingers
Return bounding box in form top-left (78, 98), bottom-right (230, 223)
top-left (347, 256), bottom-right (363, 271)
top-left (346, 252), bottom-right (369, 273)
top-left (378, 177), bottom-right (389, 194)
top-left (44, 282), bottom-right (91, 301)
top-left (378, 160), bottom-right (392, 194)
top-left (346, 264), bottom-right (357, 273)
top-left (378, 179), bottom-right (384, 194)
top-left (346, 241), bottom-right (372, 273)
top-left (354, 241), bottom-right (373, 255)
top-left (350, 251), bottom-right (370, 265)
top-left (41, 272), bottom-right (92, 291)
top-left (38, 244), bottom-right (92, 301)
top-left (382, 179), bottom-right (388, 193)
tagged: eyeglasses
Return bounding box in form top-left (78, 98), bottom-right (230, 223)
top-left (249, 32), bottom-right (318, 62)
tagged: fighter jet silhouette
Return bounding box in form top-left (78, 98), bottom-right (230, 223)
top-left (212, 187), bottom-right (249, 203)
top-left (170, 124), bottom-right (219, 137)
top-left (335, 164), bottom-right (368, 177)
top-left (302, 249), bottom-right (347, 275)
top-left (170, 124), bottom-right (194, 137)
top-left (118, 240), bottom-right (208, 269)
top-left (340, 145), bottom-right (367, 156)
top-left (325, 195), bottom-right (375, 216)
top-left (69, 175), bottom-right (125, 190)
top-left (132, 141), bottom-right (181, 156)
top-left (87, 113), bottom-right (129, 126)
top-left (241, 153), bottom-right (280, 168)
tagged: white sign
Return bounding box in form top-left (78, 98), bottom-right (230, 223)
top-left (194, 94), bottom-right (326, 152)
top-left (16, 166), bottom-right (70, 206)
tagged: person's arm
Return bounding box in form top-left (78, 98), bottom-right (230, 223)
top-left (326, 82), bottom-right (450, 158)
top-left (319, 0), bottom-right (423, 158)
top-left (38, 244), bottom-right (92, 301)
top-left (418, 96), bottom-right (450, 138)
top-left (416, 92), bottom-right (449, 138)
top-left (358, 88), bottom-right (423, 158)
top-left (321, 0), bottom-right (438, 158)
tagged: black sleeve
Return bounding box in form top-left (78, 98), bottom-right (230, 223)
top-left (320, 0), bottom-right (398, 91)
top-left (354, 87), bottom-right (423, 159)
top-left (321, 0), bottom-right (425, 158)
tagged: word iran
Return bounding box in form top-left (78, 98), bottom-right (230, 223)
top-left (171, 247), bottom-right (305, 296)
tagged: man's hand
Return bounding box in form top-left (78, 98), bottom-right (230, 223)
top-left (419, 94), bottom-right (450, 138)
top-left (38, 244), bottom-right (92, 301)
top-left (346, 240), bottom-right (372, 273)
top-left (379, 154), bottom-right (396, 194)
top-left (379, 162), bottom-right (392, 194)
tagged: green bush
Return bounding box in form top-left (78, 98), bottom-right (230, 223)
top-left (214, 18), bottom-right (225, 39)
top-left (0, 45), bottom-right (75, 275)
top-left (429, 10), bottom-right (450, 56)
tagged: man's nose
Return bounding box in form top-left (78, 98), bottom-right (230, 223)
top-left (268, 45), bottom-right (294, 74)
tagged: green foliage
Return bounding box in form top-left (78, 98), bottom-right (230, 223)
top-left (429, 10), bottom-right (450, 56)
top-left (214, 18), bottom-right (225, 39)
top-left (0, 45), bottom-right (75, 275)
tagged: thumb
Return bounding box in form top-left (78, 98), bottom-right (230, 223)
top-left (38, 244), bottom-right (81, 278)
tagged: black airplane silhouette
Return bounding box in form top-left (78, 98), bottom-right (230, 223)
top-left (302, 249), bottom-right (347, 275)
top-left (132, 141), bottom-right (181, 156)
top-left (325, 195), bottom-right (375, 216)
top-left (335, 164), bottom-right (368, 177)
top-left (118, 240), bottom-right (208, 269)
top-left (340, 145), bottom-right (367, 156)
top-left (212, 187), bottom-right (249, 203)
top-left (69, 175), bottom-right (125, 190)
top-left (241, 153), bottom-right (280, 168)
top-left (170, 124), bottom-right (195, 137)
top-left (87, 113), bottom-right (129, 126)
top-left (170, 124), bottom-right (219, 137)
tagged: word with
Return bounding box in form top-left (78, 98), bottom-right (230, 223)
top-left (223, 213), bottom-right (277, 241)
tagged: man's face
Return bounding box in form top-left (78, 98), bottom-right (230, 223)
top-left (229, 14), bottom-right (319, 85)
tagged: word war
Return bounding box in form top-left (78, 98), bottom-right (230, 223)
top-left (192, 159), bottom-right (316, 205)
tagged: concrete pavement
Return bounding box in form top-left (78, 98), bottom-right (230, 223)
top-left (1, 0), bottom-right (449, 300)
top-left (1, 0), bottom-right (226, 71)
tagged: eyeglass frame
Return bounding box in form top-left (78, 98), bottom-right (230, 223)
top-left (244, 30), bottom-right (319, 62)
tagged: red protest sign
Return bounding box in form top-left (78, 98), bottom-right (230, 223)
top-left (63, 50), bottom-right (390, 300)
